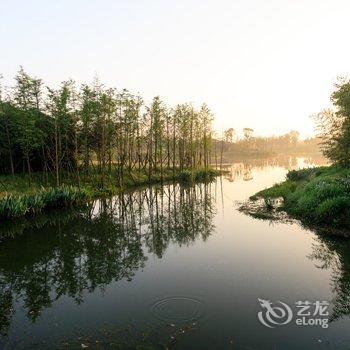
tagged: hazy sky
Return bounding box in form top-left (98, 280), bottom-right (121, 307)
top-left (2, 0), bottom-right (350, 138)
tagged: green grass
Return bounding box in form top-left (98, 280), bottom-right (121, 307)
top-left (252, 166), bottom-right (350, 229)
top-left (0, 167), bottom-right (221, 220)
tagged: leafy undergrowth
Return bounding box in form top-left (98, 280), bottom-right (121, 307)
top-left (249, 166), bottom-right (350, 231)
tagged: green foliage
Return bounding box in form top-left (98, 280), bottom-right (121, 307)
top-left (179, 168), bottom-right (219, 184)
top-left (39, 186), bottom-right (91, 209)
top-left (287, 168), bottom-right (316, 181)
top-left (255, 166), bottom-right (350, 228)
top-left (315, 196), bottom-right (350, 225)
top-left (179, 170), bottom-right (193, 183)
top-left (252, 180), bottom-right (297, 200)
top-left (24, 193), bottom-right (45, 214)
top-left (314, 79), bottom-right (350, 167)
top-left (0, 186), bottom-right (91, 220)
top-left (0, 195), bottom-right (28, 219)
top-left (194, 168), bottom-right (220, 182)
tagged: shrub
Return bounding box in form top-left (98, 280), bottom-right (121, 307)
top-left (194, 169), bottom-right (217, 182)
top-left (287, 169), bottom-right (311, 181)
top-left (315, 196), bottom-right (350, 226)
top-left (254, 180), bottom-right (297, 200)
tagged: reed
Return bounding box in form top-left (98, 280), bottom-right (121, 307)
top-left (0, 186), bottom-right (91, 220)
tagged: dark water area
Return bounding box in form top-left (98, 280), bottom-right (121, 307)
top-left (1, 155), bottom-right (350, 349)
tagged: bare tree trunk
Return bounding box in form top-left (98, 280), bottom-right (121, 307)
top-left (220, 133), bottom-right (224, 171)
top-left (101, 114), bottom-right (106, 188)
top-left (172, 115), bottom-right (176, 178)
top-left (166, 117), bottom-right (170, 169)
top-left (55, 117), bottom-right (60, 186)
top-left (215, 138), bottom-right (218, 170)
top-left (5, 122), bottom-right (14, 175)
top-left (75, 130), bottom-right (80, 186)
top-left (26, 153), bottom-right (32, 187)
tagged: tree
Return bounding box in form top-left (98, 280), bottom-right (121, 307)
top-left (313, 109), bottom-right (346, 165)
top-left (80, 85), bottom-right (97, 175)
top-left (0, 76), bottom-right (15, 175)
top-left (199, 104), bottom-right (214, 170)
top-left (314, 79), bottom-right (350, 166)
top-left (288, 130), bottom-right (300, 147)
top-left (243, 127), bottom-right (253, 140)
top-left (224, 128), bottom-right (235, 143)
top-left (46, 82), bottom-right (74, 186)
top-left (13, 68), bottom-right (44, 185)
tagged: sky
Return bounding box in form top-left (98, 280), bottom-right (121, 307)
top-left (1, 0), bottom-right (350, 139)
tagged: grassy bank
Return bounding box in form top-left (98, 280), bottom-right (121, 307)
top-left (250, 166), bottom-right (350, 230)
top-left (0, 168), bottom-right (221, 221)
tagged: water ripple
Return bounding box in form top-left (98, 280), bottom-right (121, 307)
top-left (151, 296), bottom-right (206, 324)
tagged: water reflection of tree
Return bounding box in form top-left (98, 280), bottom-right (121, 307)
top-left (143, 185), bottom-right (214, 257)
top-left (0, 183), bottom-right (215, 335)
top-left (308, 235), bottom-right (350, 322)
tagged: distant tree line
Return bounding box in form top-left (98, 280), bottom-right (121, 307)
top-left (314, 78), bottom-right (350, 166)
top-left (0, 68), bottom-right (214, 186)
top-left (217, 128), bottom-right (319, 154)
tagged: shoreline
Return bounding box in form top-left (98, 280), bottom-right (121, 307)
top-left (0, 168), bottom-right (223, 222)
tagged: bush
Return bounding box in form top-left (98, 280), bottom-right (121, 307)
top-left (287, 169), bottom-right (312, 181)
top-left (194, 169), bottom-right (218, 182)
top-left (179, 168), bottom-right (219, 184)
top-left (253, 180), bottom-right (297, 200)
top-left (315, 196), bottom-right (350, 226)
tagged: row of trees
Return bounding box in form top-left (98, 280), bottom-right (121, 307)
top-left (219, 127), bottom-right (314, 153)
top-left (314, 78), bottom-right (350, 166)
top-left (0, 68), bottom-right (214, 186)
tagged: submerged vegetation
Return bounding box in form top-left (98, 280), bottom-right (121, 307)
top-left (0, 68), bottom-right (220, 219)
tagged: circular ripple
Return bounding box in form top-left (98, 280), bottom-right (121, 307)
top-left (151, 296), bottom-right (205, 324)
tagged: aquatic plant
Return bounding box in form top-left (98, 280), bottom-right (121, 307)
top-left (0, 186), bottom-right (91, 220)
top-left (0, 195), bottom-right (28, 219)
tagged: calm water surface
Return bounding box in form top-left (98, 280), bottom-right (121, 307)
top-left (1, 155), bottom-right (350, 350)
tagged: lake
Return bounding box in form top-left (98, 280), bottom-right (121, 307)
top-left (1, 154), bottom-right (350, 350)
